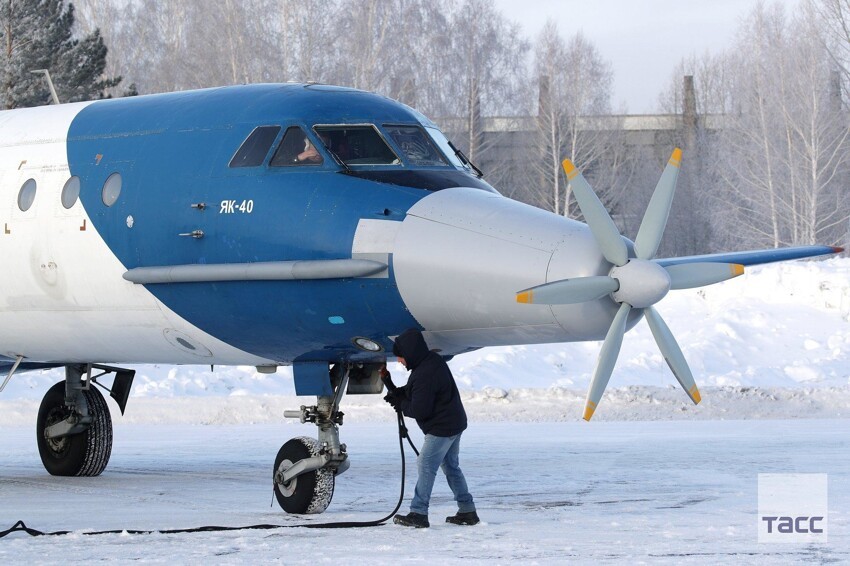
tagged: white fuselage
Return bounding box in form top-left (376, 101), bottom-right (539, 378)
top-left (0, 103), bottom-right (271, 366)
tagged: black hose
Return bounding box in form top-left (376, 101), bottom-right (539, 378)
top-left (294, 411), bottom-right (419, 530)
top-left (0, 410), bottom-right (418, 538)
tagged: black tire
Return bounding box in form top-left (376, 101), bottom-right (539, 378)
top-left (273, 436), bottom-right (334, 514)
top-left (36, 381), bottom-right (113, 477)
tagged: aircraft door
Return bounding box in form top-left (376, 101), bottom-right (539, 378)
top-left (2, 164), bottom-right (77, 304)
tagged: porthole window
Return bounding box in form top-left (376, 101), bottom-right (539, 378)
top-left (61, 176), bottom-right (81, 209)
top-left (102, 172), bottom-right (122, 207)
top-left (17, 178), bottom-right (37, 211)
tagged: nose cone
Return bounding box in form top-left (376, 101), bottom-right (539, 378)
top-left (392, 188), bottom-right (633, 355)
top-left (609, 259), bottom-right (672, 308)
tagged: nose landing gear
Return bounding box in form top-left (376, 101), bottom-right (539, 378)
top-left (273, 362), bottom-right (384, 514)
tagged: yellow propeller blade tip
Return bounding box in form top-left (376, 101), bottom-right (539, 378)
top-left (516, 290), bottom-right (533, 304)
top-left (689, 385), bottom-right (702, 404)
top-left (583, 401), bottom-right (597, 421)
top-left (731, 264), bottom-right (745, 277)
top-left (669, 148), bottom-right (682, 167)
top-left (562, 159), bottom-right (578, 180)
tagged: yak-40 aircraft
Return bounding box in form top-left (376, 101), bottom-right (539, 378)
top-left (0, 83), bottom-right (841, 514)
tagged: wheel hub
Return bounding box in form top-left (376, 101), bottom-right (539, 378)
top-left (44, 407), bottom-right (70, 455)
top-left (276, 459), bottom-right (297, 497)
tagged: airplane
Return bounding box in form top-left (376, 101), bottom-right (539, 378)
top-left (0, 83), bottom-right (841, 515)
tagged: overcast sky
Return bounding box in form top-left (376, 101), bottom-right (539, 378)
top-left (492, 0), bottom-right (804, 114)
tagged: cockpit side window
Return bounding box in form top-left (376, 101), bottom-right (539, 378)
top-left (229, 125), bottom-right (281, 168)
top-left (270, 126), bottom-right (324, 167)
top-left (424, 126), bottom-right (468, 170)
top-left (313, 125), bottom-right (400, 166)
top-left (384, 125), bottom-right (448, 167)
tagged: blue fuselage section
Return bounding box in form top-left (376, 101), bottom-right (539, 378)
top-left (65, 84), bottom-right (492, 363)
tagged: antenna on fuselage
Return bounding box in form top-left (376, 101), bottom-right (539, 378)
top-left (30, 69), bottom-right (60, 105)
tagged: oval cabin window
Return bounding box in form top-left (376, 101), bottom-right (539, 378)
top-left (18, 178), bottom-right (37, 211)
top-left (102, 173), bottom-right (122, 207)
top-left (61, 176), bottom-right (81, 209)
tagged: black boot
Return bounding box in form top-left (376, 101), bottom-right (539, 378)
top-left (393, 512), bottom-right (430, 528)
top-left (445, 511), bottom-right (480, 525)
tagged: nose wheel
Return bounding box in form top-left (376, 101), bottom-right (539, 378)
top-left (273, 437), bottom-right (335, 514)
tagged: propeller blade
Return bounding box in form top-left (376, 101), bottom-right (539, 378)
top-left (562, 159), bottom-right (629, 267)
top-left (633, 148), bottom-right (682, 260)
top-left (516, 276), bottom-right (619, 305)
top-left (644, 306), bottom-right (701, 404)
top-left (665, 262), bottom-right (745, 290)
top-left (584, 302), bottom-right (632, 421)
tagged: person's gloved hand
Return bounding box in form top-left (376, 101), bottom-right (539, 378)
top-left (384, 389), bottom-right (404, 410)
top-left (379, 365), bottom-right (397, 392)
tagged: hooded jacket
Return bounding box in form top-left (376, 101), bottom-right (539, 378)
top-left (393, 328), bottom-right (467, 437)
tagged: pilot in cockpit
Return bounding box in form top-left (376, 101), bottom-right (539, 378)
top-left (295, 138), bottom-right (322, 163)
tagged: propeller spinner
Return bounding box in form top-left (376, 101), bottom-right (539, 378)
top-left (516, 149), bottom-right (744, 420)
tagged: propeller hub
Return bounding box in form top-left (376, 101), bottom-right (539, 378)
top-left (609, 259), bottom-right (671, 308)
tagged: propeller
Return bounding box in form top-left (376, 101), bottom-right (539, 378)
top-left (517, 149), bottom-right (744, 420)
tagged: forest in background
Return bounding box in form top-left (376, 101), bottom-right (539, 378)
top-left (3, 0), bottom-right (849, 255)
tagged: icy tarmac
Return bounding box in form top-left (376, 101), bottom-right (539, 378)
top-left (1, 420), bottom-right (847, 564)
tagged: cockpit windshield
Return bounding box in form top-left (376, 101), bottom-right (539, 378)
top-left (290, 123), bottom-right (496, 193)
top-left (312, 125), bottom-right (400, 166)
top-left (384, 125), bottom-right (448, 167)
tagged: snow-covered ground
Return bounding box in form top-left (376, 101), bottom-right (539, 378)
top-left (0, 259), bottom-right (848, 562)
top-left (1, 421), bottom-right (848, 563)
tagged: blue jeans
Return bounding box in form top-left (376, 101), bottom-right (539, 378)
top-left (410, 433), bottom-right (475, 516)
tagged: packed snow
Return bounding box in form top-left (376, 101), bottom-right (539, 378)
top-left (0, 259), bottom-right (848, 562)
top-left (1, 421), bottom-right (847, 563)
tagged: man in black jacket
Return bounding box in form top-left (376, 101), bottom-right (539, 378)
top-left (383, 328), bottom-right (479, 528)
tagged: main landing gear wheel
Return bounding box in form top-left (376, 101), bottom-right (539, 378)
top-left (273, 437), bottom-right (334, 514)
top-left (36, 381), bottom-right (113, 476)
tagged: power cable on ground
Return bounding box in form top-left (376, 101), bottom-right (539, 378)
top-left (0, 410), bottom-right (418, 538)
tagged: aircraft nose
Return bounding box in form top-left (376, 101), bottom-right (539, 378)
top-left (391, 188), bottom-right (620, 354)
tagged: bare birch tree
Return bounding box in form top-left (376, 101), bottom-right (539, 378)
top-left (809, 0), bottom-right (850, 98)
top-left (717, 3), bottom-right (850, 248)
top-left (529, 21), bottom-right (631, 219)
top-left (659, 52), bottom-right (736, 116)
top-left (270, 0), bottom-right (340, 84)
top-left (437, 0), bottom-right (529, 161)
top-left (189, 0), bottom-right (276, 86)
top-left (334, 0), bottom-right (397, 92)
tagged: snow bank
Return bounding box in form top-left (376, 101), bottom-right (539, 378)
top-left (1, 386), bottom-right (848, 426)
top-left (1, 258), bottom-right (848, 423)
